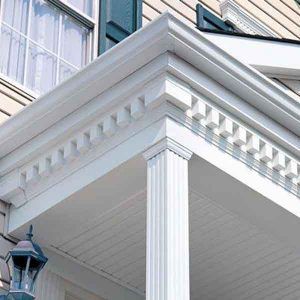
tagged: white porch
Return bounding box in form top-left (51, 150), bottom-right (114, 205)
top-left (0, 13), bottom-right (299, 300)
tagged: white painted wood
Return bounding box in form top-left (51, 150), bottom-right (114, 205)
top-left (191, 100), bottom-right (206, 120)
top-left (272, 151), bottom-right (286, 171)
top-left (131, 98), bottom-right (145, 120)
top-left (206, 109), bottom-right (219, 129)
top-left (285, 159), bottom-right (298, 179)
top-left (220, 0), bottom-right (278, 37)
top-left (259, 143), bottom-right (273, 163)
top-left (219, 118), bottom-right (233, 138)
top-left (232, 127), bottom-right (247, 147)
top-left (246, 134), bottom-right (259, 154)
top-left (36, 270), bottom-right (65, 300)
top-left (144, 139), bottom-right (192, 300)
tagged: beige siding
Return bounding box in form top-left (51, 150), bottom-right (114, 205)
top-left (143, 0), bottom-right (300, 39)
top-left (0, 79), bottom-right (34, 123)
top-left (0, 79), bottom-right (34, 124)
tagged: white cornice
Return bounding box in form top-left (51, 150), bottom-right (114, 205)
top-left (1, 71), bottom-right (299, 207)
top-left (0, 13), bottom-right (299, 161)
top-left (0, 14), bottom-right (299, 206)
top-left (220, 0), bottom-right (277, 37)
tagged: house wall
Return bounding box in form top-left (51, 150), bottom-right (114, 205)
top-left (142, 0), bottom-right (300, 39)
top-left (0, 201), bottom-right (13, 295)
top-left (0, 78), bottom-right (34, 124)
top-left (0, 0), bottom-right (299, 124)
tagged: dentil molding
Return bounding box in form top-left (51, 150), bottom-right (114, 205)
top-left (14, 74), bottom-right (300, 205)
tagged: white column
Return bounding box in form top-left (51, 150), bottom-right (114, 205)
top-left (144, 138), bottom-right (192, 300)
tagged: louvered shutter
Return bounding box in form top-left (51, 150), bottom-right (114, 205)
top-left (99, 0), bottom-right (142, 54)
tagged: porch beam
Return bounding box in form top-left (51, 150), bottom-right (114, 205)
top-left (143, 138), bottom-right (192, 300)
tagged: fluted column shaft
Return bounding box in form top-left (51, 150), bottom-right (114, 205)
top-left (144, 138), bottom-right (192, 300)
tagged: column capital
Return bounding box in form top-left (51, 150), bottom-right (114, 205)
top-left (143, 138), bottom-right (193, 161)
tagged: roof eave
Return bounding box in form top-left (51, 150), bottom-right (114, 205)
top-left (0, 12), bottom-right (298, 158)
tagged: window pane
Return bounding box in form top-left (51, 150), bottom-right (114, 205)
top-left (60, 15), bottom-right (89, 68)
top-left (30, 0), bottom-right (60, 53)
top-left (26, 43), bottom-right (57, 94)
top-left (2, 0), bottom-right (30, 33)
top-left (59, 61), bottom-right (77, 82)
top-left (0, 25), bottom-right (26, 83)
top-left (68, 0), bottom-right (93, 17)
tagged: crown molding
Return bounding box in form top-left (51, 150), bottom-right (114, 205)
top-left (0, 14), bottom-right (299, 207)
top-left (220, 0), bottom-right (278, 37)
top-left (0, 13), bottom-right (299, 161)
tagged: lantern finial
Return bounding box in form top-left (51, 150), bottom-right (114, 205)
top-left (26, 225), bottom-right (33, 241)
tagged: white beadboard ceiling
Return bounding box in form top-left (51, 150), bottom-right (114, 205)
top-left (52, 189), bottom-right (300, 299)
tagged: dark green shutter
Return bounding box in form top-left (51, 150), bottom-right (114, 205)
top-left (99, 0), bottom-right (142, 54)
top-left (196, 4), bottom-right (234, 32)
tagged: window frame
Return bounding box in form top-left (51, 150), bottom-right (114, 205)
top-left (0, 0), bottom-right (100, 97)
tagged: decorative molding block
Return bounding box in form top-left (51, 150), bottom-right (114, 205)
top-left (130, 98), bottom-right (145, 120)
top-left (219, 118), bottom-right (233, 138)
top-left (192, 100), bottom-right (206, 120)
top-left (77, 132), bottom-right (91, 154)
top-left (259, 143), bottom-right (273, 163)
top-left (220, 0), bottom-right (277, 37)
top-left (145, 76), bottom-right (192, 111)
top-left (143, 138), bottom-right (193, 161)
top-left (206, 109), bottom-right (219, 129)
top-left (103, 116), bottom-right (117, 137)
top-left (90, 124), bottom-right (103, 146)
top-left (233, 127), bottom-right (247, 147)
top-left (272, 152), bottom-right (285, 171)
top-left (117, 107), bottom-right (131, 128)
top-left (246, 134), bottom-right (259, 154)
top-left (285, 160), bottom-right (298, 179)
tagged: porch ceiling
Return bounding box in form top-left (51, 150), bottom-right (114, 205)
top-left (10, 155), bottom-right (300, 299)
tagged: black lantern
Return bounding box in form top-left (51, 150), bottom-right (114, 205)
top-left (3, 225), bottom-right (48, 300)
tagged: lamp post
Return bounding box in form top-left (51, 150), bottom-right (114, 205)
top-left (0, 226), bottom-right (48, 300)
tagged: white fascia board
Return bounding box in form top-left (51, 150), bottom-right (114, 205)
top-left (0, 13), bottom-right (299, 164)
top-left (203, 31), bottom-right (300, 78)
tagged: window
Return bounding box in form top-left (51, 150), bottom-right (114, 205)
top-left (196, 3), bottom-right (234, 32)
top-left (0, 0), bottom-right (95, 95)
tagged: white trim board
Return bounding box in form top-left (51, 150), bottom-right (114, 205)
top-left (220, 0), bottom-right (278, 37)
top-left (0, 12), bottom-right (299, 160)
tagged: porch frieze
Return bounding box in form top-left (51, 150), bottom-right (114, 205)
top-left (0, 71), bottom-right (299, 207)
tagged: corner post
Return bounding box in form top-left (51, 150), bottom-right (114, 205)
top-left (143, 138), bottom-right (192, 300)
